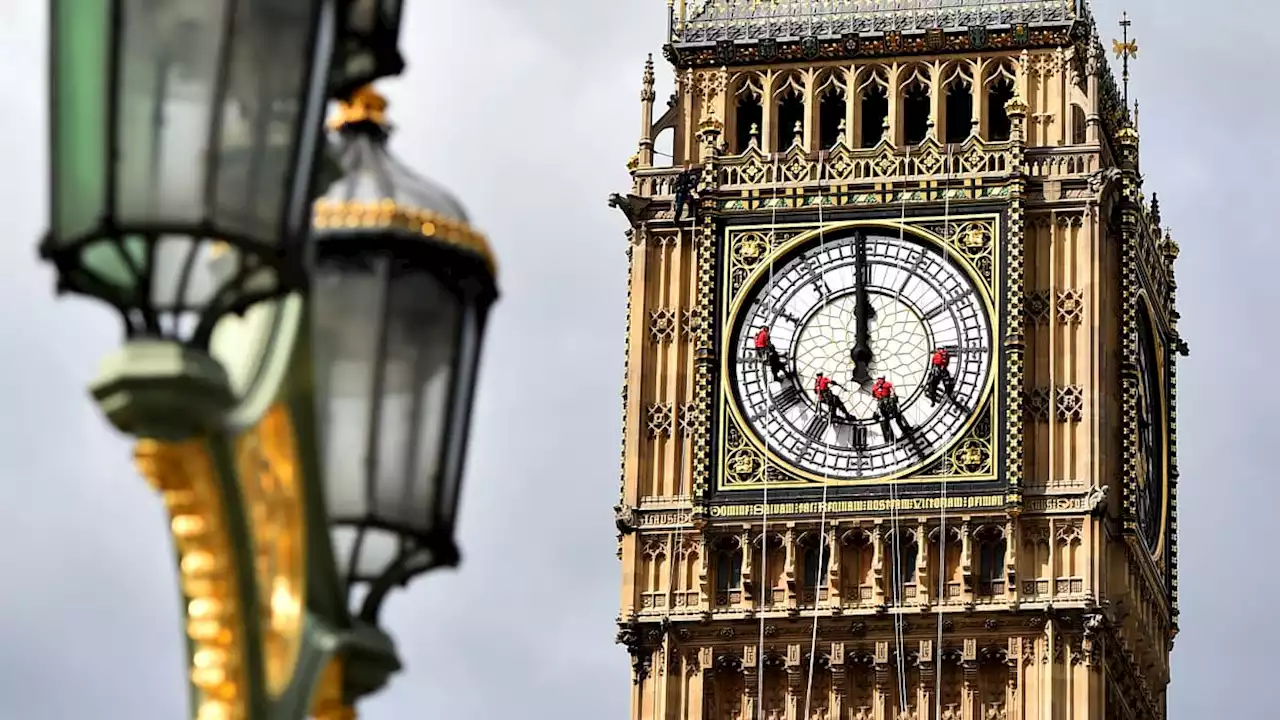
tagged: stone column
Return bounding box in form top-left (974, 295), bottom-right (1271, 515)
top-left (638, 55), bottom-right (657, 167)
top-left (830, 642), bottom-right (848, 720)
top-left (687, 647), bottom-right (713, 720)
top-left (786, 644), bottom-right (804, 720)
top-left (918, 640), bottom-right (935, 720)
top-left (961, 639), bottom-right (979, 720)
top-left (872, 525), bottom-right (886, 608)
top-left (873, 641), bottom-right (891, 720)
top-left (744, 645), bottom-right (760, 720)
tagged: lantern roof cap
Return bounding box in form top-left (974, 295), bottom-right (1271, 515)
top-left (314, 86), bottom-right (495, 274)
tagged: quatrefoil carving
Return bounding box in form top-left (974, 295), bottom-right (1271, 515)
top-left (649, 308), bottom-right (676, 343)
top-left (1025, 291), bottom-right (1052, 326)
top-left (646, 402), bottom-right (674, 437)
top-left (1056, 289), bottom-right (1084, 325)
top-left (1025, 388), bottom-right (1051, 422)
top-left (1056, 386), bottom-right (1084, 423)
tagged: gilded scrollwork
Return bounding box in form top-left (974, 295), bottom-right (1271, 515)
top-left (951, 439), bottom-right (993, 476)
top-left (235, 403), bottom-right (307, 698)
top-left (725, 229), bottom-right (804, 300)
top-left (135, 438), bottom-right (248, 720)
top-left (690, 221), bottom-right (718, 499)
top-left (917, 219), bottom-right (996, 288)
top-left (1003, 99), bottom-right (1030, 501)
top-left (723, 422), bottom-right (766, 486)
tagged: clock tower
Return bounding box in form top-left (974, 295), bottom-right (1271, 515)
top-left (611, 3), bottom-right (1183, 720)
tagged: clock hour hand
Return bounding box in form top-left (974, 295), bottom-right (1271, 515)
top-left (851, 231), bottom-right (873, 384)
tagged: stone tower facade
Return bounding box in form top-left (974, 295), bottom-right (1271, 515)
top-left (611, 3), bottom-right (1183, 720)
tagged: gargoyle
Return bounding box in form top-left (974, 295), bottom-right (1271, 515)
top-left (608, 193), bottom-right (653, 230)
top-left (614, 503), bottom-right (637, 535)
top-left (1086, 485), bottom-right (1110, 517)
top-left (1087, 166), bottom-right (1122, 195)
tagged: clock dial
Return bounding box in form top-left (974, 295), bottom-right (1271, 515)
top-left (730, 229), bottom-right (993, 480)
top-left (1134, 308), bottom-right (1166, 554)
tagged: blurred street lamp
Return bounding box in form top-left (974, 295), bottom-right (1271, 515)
top-left (311, 87), bottom-right (498, 626)
top-left (39, 2), bottom-right (497, 718)
top-left (44, 0), bottom-right (340, 436)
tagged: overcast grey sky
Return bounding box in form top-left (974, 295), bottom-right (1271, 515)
top-left (0, 1), bottom-right (1275, 718)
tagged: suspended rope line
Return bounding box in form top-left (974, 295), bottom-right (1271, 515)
top-left (757, 152), bottom-right (783, 720)
top-left (934, 142), bottom-right (956, 720)
top-left (803, 153), bottom-right (832, 720)
top-left (886, 142), bottom-right (915, 714)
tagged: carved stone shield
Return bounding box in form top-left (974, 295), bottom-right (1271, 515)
top-left (969, 26), bottom-right (989, 49)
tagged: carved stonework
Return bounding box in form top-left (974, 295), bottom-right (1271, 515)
top-left (678, 403), bottom-right (700, 437)
top-left (650, 308), bottom-right (676, 343)
top-left (1025, 388), bottom-right (1051, 423)
top-left (1025, 290), bottom-right (1052, 326)
top-left (1055, 385), bottom-right (1084, 423)
top-left (1056, 289), bottom-right (1084, 325)
top-left (647, 403), bottom-right (674, 438)
top-left (682, 308), bottom-right (704, 337)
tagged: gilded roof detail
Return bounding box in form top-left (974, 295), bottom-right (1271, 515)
top-left (675, 0), bottom-right (1079, 44)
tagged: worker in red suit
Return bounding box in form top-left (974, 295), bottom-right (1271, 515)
top-left (753, 326), bottom-right (790, 382)
top-left (924, 347), bottom-right (964, 410)
top-left (872, 376), bottom-right (912, 442)
top-left (814, 372), bottom-right (856, 424)
top-left (924, 348), bottom-right (955, 405)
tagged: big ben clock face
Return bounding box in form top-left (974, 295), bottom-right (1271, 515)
top-left (1134, 307), bottom-right (1166, 554)
top-left (729, 228), bottom-right (993, 481)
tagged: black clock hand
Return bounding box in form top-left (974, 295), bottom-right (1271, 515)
top-left (851, 231), bottom-right (873, 383)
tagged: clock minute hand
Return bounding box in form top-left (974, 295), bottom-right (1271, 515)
top-left (851, 231), bottom-right (873, 383)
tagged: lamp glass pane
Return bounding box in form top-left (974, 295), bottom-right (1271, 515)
top-left (50, 0), bottom-right (110, 243)
top-left (329, 525), bottom-right (401, 584)
top-left (312, 257), bottom-right (384, 521)
top-left (79, 235), bottom-right (146, 290)
top-left (151, 236), bottom-right (225, 310)
top-left (433, 303), bottom-right (483, 532)
top-left (210, 0), bottom-right (320, 244)
top-left (372, 269), bottom-right (460, 529)
top-left (116, 0), bottom-right (227, 225)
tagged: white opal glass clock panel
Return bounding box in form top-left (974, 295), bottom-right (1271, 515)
top-left (730, 230), bottom-right (993, 480)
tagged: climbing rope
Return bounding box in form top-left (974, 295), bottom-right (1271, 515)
top-left (757, 152), bottom-right (783, 720)
top-left (885, 142), bottom-right (915, 714)
top-left (934, 142), bottom-right (956, 720)
top-left (802, 152), bottom-right (832, 720)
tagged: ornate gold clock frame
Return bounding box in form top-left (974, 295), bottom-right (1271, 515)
top-left (716, 216), bottom-right (1003, 490)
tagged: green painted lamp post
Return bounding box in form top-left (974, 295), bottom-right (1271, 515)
top-left (332, 0), bottom-right (408, 98)
top-left (41, 2), bottom-right (497, 719)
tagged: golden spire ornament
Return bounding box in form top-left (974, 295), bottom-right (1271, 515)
top-left (1112, 11), bottom-right (1139, 112)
